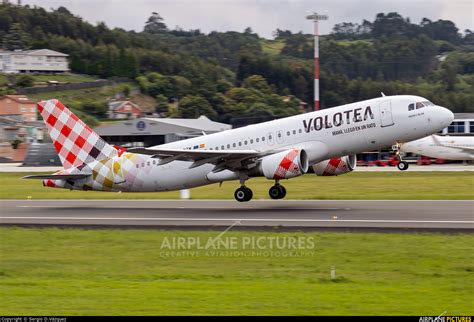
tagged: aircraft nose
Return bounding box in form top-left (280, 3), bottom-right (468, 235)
top-left (437, 106), bottom-right (454, 128)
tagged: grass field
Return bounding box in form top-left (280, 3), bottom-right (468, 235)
top-left (27, 82), bottom-right (136, 107)
top-left (0, 73), bottom-right (98, 86)
top-left (0, 228), bottom-right (472, 315)
top-left (30, 74), bottom-right (99, 83)
top-left (261, 39), bottom-right (286, 55)
top-left (1, 172), bottom-right (473, 200)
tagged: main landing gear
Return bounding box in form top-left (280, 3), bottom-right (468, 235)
top-left (392, 142), bottom-right (409, 171)
top-left (234, 175), bottom-right (253, 202)
top-left (234, 186), bottom-right (253, 202)
top-left (233, 179), bottom-right (288, 202)
top-left (269, 181), bottom-right (286, 200)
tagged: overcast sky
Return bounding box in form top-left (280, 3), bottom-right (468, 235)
top-left (21, 0), bottom-right (474, 38)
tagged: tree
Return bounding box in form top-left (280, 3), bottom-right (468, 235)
top-left (144, 12), bottom-right (167, 34)
top-left (242, 75), bottom-right (272, 94)
top-left (15, 74), bottom-right (34, 88)
top-left (178, 95), bottom-right (217, 119)
top-left (155, 94), bottom-right (169, 114)
top-left (3, 23), bottom-right (30, 50)
top-left (82, 102), bottom-right (108, 118)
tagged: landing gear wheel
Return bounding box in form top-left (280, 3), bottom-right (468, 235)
top-left (234, 186), bottom-right (253, 202)
top-left (392, 141), bottom-right (409, 171)
top-left (397, 161), bottom-right (409, 171)
top-left (269, 185), bottom-right (286, 200)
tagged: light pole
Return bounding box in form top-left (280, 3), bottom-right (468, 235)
top-left (306, 12), bottom-right (328, 111)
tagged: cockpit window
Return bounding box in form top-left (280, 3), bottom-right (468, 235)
top-left (416, 102), bottom-right (424, 109)
top-left (422, 101), bottom-right (434, 106)
top-left (408, 103), bottom-right (415, 111)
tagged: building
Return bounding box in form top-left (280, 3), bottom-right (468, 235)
top-left (108, 101), bottom-right (143, 119)
top-left (95, 116), bottom-right (231, 147)
top-left (438, 113), bottom-right (474, 135)
top-left (0, 49), bottom-right (69, 73)
top-left (0, 95), bottom-right (37, 122)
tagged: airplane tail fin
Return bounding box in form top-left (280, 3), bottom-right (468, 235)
top-left (37, 99), bottom-right (117, 169)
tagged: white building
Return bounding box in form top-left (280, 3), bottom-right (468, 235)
top-left (439, 113), bottom-right (474, 135)
top-left (0, 49), bottom-right (69, 73)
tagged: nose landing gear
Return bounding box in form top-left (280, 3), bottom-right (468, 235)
top-left (392, 142), bottom-right (409, 171)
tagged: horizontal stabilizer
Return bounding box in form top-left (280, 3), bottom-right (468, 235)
top-left (22, 174), bottom-right (90, 180)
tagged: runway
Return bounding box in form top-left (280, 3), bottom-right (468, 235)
top-left (1, 200), bottom-right (473, 231)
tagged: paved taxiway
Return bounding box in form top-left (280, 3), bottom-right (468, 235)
top-left (1, 200), bottom-right (473, 230)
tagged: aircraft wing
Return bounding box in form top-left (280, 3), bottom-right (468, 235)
top-left (23, 174), bottom-right (91, 180)
top-left (127, 147), bottom-right (279, 170)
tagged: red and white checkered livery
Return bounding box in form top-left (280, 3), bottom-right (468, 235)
top-left (38, 99), bottom-right (117, 169)
top-left (312, 155), bottom-right (356, 176)
top-left (273, 149), bottom-right (301, 179)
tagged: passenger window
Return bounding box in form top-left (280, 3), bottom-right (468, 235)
top-left (262, 136), bottom-right (265, 141)
top-left (293, 130), bottom-right (296, 135)
top-left (408, 103), bottom-right (415, 111)
top-left (153, 160), bottom-right (156, 165)
top-left (256, 138), bottom-right (259, 142)
top-left (136, 164), bottom-right (139, 169)
top-left (250, 139), bottom-right (253, 144)
top-left (221, 145), bottom-right (224, 150)
top-left (287, 131), bottom-right (290, 136)
top-left (244, 140), bottom-right (248, 145)
top-left (227, 144), bottom-right (230, 149)
top-left (216, 147), bottom-right (219, 150)
top-left (233, 143), bottom-right (236, 148)
top-left (238, 142), bottom-right (242, 146)
top-left (416, 102), bottom-right (424, 109)
top-left (299, 129), bottom-right (302, 133)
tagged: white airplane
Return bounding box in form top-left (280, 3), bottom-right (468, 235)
top-left (24, 95), bottom-right (453, 201)
top-left (401, 134), bottom-right (474, 161)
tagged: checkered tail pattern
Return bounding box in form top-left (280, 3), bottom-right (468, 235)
top-left (38, 99), bottom-right (117, 169)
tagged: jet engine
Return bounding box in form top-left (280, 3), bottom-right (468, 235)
top-left (312, 155), bottom-right (356, 176)
top-left (259, 149), bottom-right (309, 179)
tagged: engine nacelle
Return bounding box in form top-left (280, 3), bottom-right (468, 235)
top-left (312, 155), bottom-right (356, 176)
top-left (260, 149), bottom-right (309, 179)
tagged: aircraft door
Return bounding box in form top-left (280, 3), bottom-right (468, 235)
top-left (379, 100), bottom-right (394, 127)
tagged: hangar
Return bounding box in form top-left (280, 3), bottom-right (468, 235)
top-left (94, 116), bottom-right (231, 147)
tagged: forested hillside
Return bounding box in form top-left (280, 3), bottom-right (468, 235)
top-left (1, 4), bottom-right (473, 124)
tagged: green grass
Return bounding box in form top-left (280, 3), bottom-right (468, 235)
top-left (261, 39), bottom-right (286, 55)
top-left (27, 82), bottom-right (136, 107)
top-left (30, 74), bottom-right (99, 83)
top-left (0, 73), bottom-right (7, 85)
top-left (0, 228), bottom-right (472, 315)
top-left (1, 171), bottom-right (473, 200)
top-left (0, 73), bottom-right (98, 86)
top-left (336, 39), bottom-right (373, 47)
